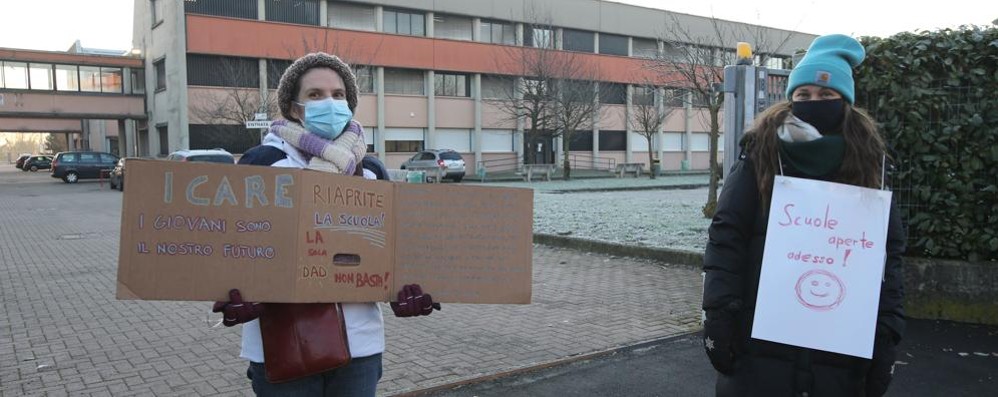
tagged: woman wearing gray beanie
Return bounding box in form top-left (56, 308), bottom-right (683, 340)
top-left (211, 52), bottom-right (441, 396)
top-left (701, 34), bottom-right (905, 396)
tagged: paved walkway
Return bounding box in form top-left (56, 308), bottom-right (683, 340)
top-left (0, 168), bottom-right (704, 396)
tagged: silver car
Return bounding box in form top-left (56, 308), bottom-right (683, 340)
top-left (400, 149), bottom-right (466, 182)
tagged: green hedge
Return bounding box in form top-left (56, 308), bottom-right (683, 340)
top-left (854, 27), bottom-right (998, 261)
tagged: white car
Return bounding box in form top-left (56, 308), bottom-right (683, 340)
top-left (400, 149), bottom-right (466, 182)
top-left (166, 149), bottom-right (235, 164)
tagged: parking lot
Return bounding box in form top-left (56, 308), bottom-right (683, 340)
top-left (0, 165), bottom-right (705, 396)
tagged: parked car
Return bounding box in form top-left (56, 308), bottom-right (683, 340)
top-left (50, 151), bottom-right (119, 183)
top-left (166, 149), bottom-right (235, 164)
top-left (109, 158), bottom-right (128, 191)
top-left (21, 155), bottom-right (53, 172)
top-left (400, 149), bottom-right (466, 182)
top-left (14, 154), bottom-right (31, 169)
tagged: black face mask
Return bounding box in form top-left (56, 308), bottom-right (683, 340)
top-left (791, 99), bottom-right (845, 134)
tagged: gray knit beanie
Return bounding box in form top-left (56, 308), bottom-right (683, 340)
top-left (277, 52), bottom-right (358, 122)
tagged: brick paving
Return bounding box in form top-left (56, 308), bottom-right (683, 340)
top-left (0, 167), bottom-right (704, 396)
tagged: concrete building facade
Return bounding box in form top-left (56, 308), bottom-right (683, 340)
top-left (131, 0), bottom-right (815, 171)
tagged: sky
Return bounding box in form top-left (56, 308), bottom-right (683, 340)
top-left (0, 1), bottom-right (995, 52)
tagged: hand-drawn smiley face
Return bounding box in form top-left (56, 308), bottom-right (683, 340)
top-left (795, 269), bottom-right (846, 311)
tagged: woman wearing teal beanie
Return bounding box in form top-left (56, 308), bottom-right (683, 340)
top-left (701, 34), bottom-right (905, 396)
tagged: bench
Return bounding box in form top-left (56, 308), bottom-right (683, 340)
top-left (522, 164), bottom-right (556, 182)
top-left (615, 163), bottom-right (644, 178)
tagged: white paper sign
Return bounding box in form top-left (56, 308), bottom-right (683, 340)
top-left (751, 176), bottom-right (892, 359)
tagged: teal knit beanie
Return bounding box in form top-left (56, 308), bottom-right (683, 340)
top-left (786, 34), bottom-right (865, 104)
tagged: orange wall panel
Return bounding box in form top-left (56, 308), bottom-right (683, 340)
top-left (186, 15), bottom-right (681, 86)
top-left (355, 94), bottom-right (377, 126)
top-left (384, 96), bottom-right (427, 127)
top-left (434, 97), bottom-right (474, 128)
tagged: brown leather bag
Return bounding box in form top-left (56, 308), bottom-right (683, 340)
top-left (259, 303), bottom-right (351, 383)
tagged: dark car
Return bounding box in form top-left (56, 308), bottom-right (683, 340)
top-left (50, 151), bottom-right (119, 183)
top-left (21, 155), bottom-right (53, 172)
top-left (109, 158), bottom-right (127, 191)
top-left (14, 154), bottom-right (31, 169)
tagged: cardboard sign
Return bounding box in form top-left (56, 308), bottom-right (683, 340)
top-left (751, 176), bottom-right (891, 359)
top-left (116, 159), bottom-right (533, 304)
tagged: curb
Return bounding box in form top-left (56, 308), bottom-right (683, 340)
top-left (532, 233), bottom-right (704, 269)
top-left (546, 183), bottom-right (709, 194)
top-left (391, 332), bottom-right (698, 397)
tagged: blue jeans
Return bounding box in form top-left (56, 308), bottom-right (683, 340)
top-left (247, 354), bottom-right (382, 397)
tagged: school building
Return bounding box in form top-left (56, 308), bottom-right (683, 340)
top-left (125, 0), bottom-right (814, 172)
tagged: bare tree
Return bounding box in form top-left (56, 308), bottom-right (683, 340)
top-left (45, 133), bottom-right (66, 154)
top-left (487, 14), bottom-right (602, 179)
top-left (1, 133), bottom-right (44, 156)
top-left (188, 57), bottom-right (278, 146)
top-left (628, 83), bottom-right (677, 179)
top-left (648, 14), bottom-right (797, 216)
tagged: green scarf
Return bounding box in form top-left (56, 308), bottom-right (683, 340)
top-left (778, 134), bottom-right (845, 177)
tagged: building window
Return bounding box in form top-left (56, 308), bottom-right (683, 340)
top-left (599, 83), bottom-right (627, 105)
top-left (524, 25), bottom-right (553, 48)
top-left (434, 14), bottom-right (472, 41)
top-left (157, 125), bottom-right (169, 156)
top-left (266, 59), bottom-right (293, 90)
top-left (189, 124), bottom-right (260, 154)
top-left (384, 68), bottom-right (424, 95)
top-left (131, 68), bottom-right (145, 94)
top-left (563, 80), bottom-right (594, 103)
top-left (480, 19), bottom-right (514, 45)
top-left (434, 73), bottom-right (468, 97)
top-left (265, 0), bottom-right (319, 25)
top-left (354, 65), bottom-right (375, 93)
top-left (80, 66), bottom-right (102, 92)
top-left (599, 33), bottom-right (628, 56)
top-left (385, 128), bottom-right (424, 152)
top-left (599, 130), bottom-right (627, 151)
top-left (563, 29), bottom-right (594, 53)
top-left (434, 129), bottom-right (471, 152)
top-left (663, 132), bottom-right (684, 151)
top-left (632, 86), bottom-right (656, 106)
top-left (662, 42), bottom-right (685, 61)
top-left (386, 141), bottom-right (423, 152)
top-left (632, 38), bottom-right (658, 59)
top-left (569, 131), bottom-right (593, 151)
top-left (185, 0), bottom-right (257, 19)
top-left (383, 9), bottom-right (425, 36)
top-left (151, 0), bottom-right (166, 26)
top-left (187, 55), bottom-right (259, 88)
top-left (665, 88), bottom-right (687, 107)
top-left (55, 65), bottom-right (80, 91)
top-left (154, 58), bottom-right (166, 91)
top-left (481, 75), bottom-right (512, 99)
top-left (481, 129), bottom-right (514, 152)
top-left (28, 64), bottom-right (53, 90)
top-left (329, 2), bottom-right (376, 31)
top-left (101, 67), bottom-right (123, 93)
top-left (1, 61), bottom-right (28, 89)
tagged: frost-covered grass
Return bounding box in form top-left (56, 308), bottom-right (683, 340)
top-left (534, 188), bottom-right (712, 252)
top-left (468, 176), bottom-right (715, 252)
top-left (470, 174), bottom-right (710, 193)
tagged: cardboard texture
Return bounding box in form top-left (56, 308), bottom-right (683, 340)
top-left (116, 159), bottom-right (533, 304)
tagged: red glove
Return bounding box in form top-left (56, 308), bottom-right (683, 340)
top-left (390, 284), bottom-right (441, 317)
top-left (211, 289), bottom-right (264, 327)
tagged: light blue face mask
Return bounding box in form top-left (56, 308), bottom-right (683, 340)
top-left (296, 98), bottom-right (352, 140)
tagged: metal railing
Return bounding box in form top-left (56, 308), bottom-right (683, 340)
top-left (476, 154), bottom-right (523, 174)
top-left (564, 152), bottom-right (617, 171)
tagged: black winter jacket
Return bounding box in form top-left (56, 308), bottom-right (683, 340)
top-left (703, 154), bottom-right (906, 397)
